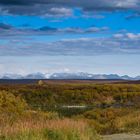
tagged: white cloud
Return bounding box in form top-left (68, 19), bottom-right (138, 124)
top-left (44, 7), bottom-right (73, 17)
top-left (0, 24), bottom-right (109, 36)
top-left (114, 33), bottom-right (140, 39)
top-left (126, 33), bottom-right (140, 39)
top-left (113, 34), bottom-right (124, 38)
top-left (0, 32), bottom-right (140, 56)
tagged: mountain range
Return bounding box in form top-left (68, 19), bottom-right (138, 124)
top-left (0, 72), bottom-right (140, 80)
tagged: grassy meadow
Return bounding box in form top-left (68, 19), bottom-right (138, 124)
top-left (1, 80), bottom-right (140, 139)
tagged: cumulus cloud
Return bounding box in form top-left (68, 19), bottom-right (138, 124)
top-left (44, 7), bottom-right (73, 17)
top-left (113, 33), bottom-right (140, 39)
top-left (0, 4), bottom-right (73, 17)
top-left (0, 0), bottom-right (140, 16)
top-left (0, 23), bottom-right (109, 36)
top-left (48, 26), bottom-right (109, 34)
top-left (0, 33), bottom-right (140, 56)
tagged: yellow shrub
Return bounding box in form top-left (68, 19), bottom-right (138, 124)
top-left (0, 90), bottom-right (27, 122)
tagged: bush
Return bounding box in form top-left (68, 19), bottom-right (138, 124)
top-left (0, 90), bottom-right (27, 122)
top-left (38, 80), bottom-right (45, 86)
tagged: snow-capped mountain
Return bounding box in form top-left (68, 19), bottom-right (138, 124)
top-left (24, 73), bottom-right (46, 79)
top-left (49, 73), bottom-right (138, 80)
top-left (0, 72), bottom-right (139, 80)
top-left (135, 76), bottom-right (140, 80)
top-left (0, 73), bottom-right (46, 79)
top-left (0, 74), bottom-right (24, 79)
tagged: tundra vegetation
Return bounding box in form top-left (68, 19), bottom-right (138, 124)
top-left (1, 81), bottom-right (140, 139)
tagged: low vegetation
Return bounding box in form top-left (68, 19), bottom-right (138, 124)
top-left (1, 116), bottom-right (100, 140)
top-left (1, 82), bottom-right (140, 139)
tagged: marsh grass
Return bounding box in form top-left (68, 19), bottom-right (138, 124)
top-left (0, 91), bottom-right (100, 140)
top-left (114, 111), bottom-right (140, 134)
top-left (0, 114), bottom-right (100, 140)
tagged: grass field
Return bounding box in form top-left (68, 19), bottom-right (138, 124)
top-left (1, 80), bottom-right (140, 139)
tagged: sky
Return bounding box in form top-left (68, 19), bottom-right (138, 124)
top-left (0, 0), bottom-right (140, 76)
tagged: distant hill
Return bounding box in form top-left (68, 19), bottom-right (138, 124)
top-left (49, 73), bottom-right (136, 80)
top-left (0, 72), bottom-right (139, 80)
top-left (25, 73), bottom-right (46, 79)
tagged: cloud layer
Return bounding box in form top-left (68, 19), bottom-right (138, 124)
top-left (0, 0), bottom-right (140, 16)
top-left (0, 1), bottom-right (139, 56)
top-left (0, 33), bottom-right (140, 56)
top-left (0, 23), bottom-right (109, 36)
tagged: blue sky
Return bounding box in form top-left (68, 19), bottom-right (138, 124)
top-left (0, 0), bottom-right (140, 76)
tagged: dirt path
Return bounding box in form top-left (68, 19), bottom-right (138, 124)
top-left (103, 134), bottom-right (140, 140)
